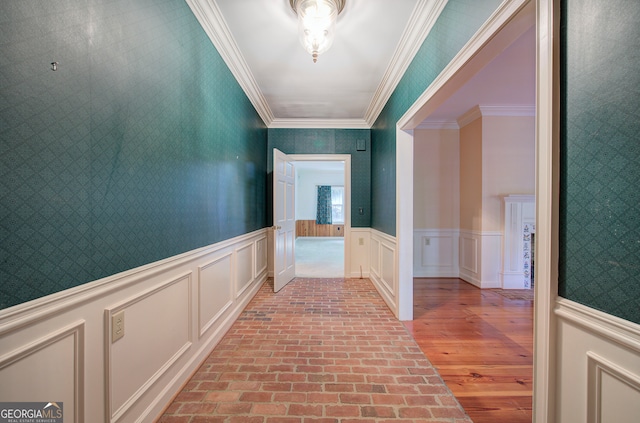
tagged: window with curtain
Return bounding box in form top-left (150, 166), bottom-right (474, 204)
top-left (316, 185), bottom-right (344, 225)
top-left (331, 186), bottom-right (344, 224)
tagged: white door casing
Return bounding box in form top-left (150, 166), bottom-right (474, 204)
top-left (273, 149), bottom-right (296, 292)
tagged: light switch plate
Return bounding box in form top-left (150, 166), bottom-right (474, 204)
top-left (112, 310), bottom-right (125, 343)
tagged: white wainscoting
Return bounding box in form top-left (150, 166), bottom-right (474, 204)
top-left (458, 229), bottom-right (502, 288)
top-left (369, 229), bottom-right (398, 316)
top-left (271, 228), bottom-right (367, 279)
top-left (349, 228), bottom-right (371, 278)
top-left (0, 229), bottom-right (268, 423)
top-left (555, 299), bottom-right (640, 422)
top-left (413, 229), bottom-right (459, 277)
top-left (268, 227), bottom-right (395, 317)
top-left (0, 322), bottom-right (85, 422)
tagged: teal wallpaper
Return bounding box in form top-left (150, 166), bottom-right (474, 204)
top-left (559, 0), bottom-right (640, 323)
top-left (0, 0), bottom-right (267, 310)
top-left (370, 0), bottom-right (503, 236)
top-left (267, 129), bottom-right (371, 228)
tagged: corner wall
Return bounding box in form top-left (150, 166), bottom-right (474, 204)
top-left (482, 115), bottom-right (536, 231)
top-left (418, 113), bottom-right (535, 286)
top-left (413, 129), bottom-right (460, 277)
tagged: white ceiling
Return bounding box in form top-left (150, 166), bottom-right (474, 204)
top-left (195, 0), bottom-right (535, 128)
top-left (216, 0), bottom-right (418, 122)
top-left (420, 24), bottom-right (536, 126)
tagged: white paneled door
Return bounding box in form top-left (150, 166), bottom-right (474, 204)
top-left (273, 149), bottom-right (296, 292)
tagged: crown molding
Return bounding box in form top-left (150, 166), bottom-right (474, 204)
top-left (457, 104), bottom-right (536, 128)
top-left (364, 0), bottom-right (450, 127)
top-left (456, 105), bottom-right (483, 128)
top-left (186, 0), bottom-right (451, 130)
top-left (269, 118), bottom-right (370, 130)
top-left (398, 0), bottom-right (533, 130)
top-left (478, 104), bottom-right (536, 116)
top-left (185, 0), bottom-right (274, 126)
top-left (415, 120), bottom-right (459, 130)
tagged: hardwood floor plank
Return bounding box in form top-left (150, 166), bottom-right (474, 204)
top-left (405, 278), bottom-right (533, 423)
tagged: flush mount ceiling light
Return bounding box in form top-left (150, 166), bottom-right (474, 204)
top-left (289, 0), bottom-right (346, 63)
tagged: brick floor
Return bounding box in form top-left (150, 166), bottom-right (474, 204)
top-left (157, 278), bottom-right (472, 422)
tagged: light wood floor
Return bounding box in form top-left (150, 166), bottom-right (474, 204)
top-left (403, 278), bottom-right (533, 423)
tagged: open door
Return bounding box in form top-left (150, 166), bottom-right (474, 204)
top-left (273, 149), bottom-right (296, 292)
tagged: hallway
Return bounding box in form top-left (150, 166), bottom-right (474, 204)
top-left (159, 278), bottom-right (472, 422)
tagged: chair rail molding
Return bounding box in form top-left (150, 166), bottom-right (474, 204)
top-left (0, 229), bottom-right (268, 423)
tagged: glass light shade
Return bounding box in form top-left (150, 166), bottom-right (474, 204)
top-left (294, 0), bottom-right (341, 62)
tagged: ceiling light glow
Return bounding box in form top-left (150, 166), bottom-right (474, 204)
top-left (290, 0), bottom-right (346, 63)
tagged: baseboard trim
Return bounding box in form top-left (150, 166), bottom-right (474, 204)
top-left (148, 274), bottom-right (266, 422)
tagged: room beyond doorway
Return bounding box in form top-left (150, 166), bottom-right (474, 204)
top-left (295, 237), bottom-right (344, 278)
top-left (291, 155), bottom-right (350, 279)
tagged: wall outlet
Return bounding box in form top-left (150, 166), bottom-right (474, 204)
top-left (359, 237), bottom-right (364, 246)
top-left (424, 237), bottom-right (430, 246)
top-left (112, 310), bottom-right (125, 343)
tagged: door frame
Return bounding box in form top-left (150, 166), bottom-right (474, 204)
top-left (393, 0), bottom-right (556, 420)
top-left (289, 154), bottom-right (352, 279)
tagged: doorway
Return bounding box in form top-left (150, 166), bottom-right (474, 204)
top-left (289, 154), bottom-right (351, 279)
top-left (400, 2), bottom-right (536, 422)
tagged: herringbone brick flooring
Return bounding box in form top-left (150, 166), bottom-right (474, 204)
top-left (158, 278), bottom-right (472, 422)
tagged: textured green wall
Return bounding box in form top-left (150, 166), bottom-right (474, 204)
top-left (370, 0), bottom-right (503, 236)
top-left (559, 0), bottom-right (640, 323)
top-left (267, 129), bottom-right (371, 228)
top-left (0, 0), bottom-right (267, 310)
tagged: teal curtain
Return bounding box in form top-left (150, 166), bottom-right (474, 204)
top-left (316, 186), bottom-right (332, 224)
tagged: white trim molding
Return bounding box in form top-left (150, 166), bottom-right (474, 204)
top-left (555, 299), bottom-right (640, 422)
top-left (185, 0), bottom-right (274, 126)
top-left (457, 104), bottom-right (536, 128)
top-left (104, 273), bottom-right (193, 423)
top-left (396, 128), bottom-right (414, 321)
top-left (459, 229), bottom-right (502, 289)
top-left (365, 0), bottom-right (449, 126)
top-left (456, 106), bottom-right (483, 128)
top-left (415, 120), bottom-right (459, 130)
top-left (533, 0), bottom-right (560, 421)
top-left (0, 322), bottom-right (85, 423)
top-left (555, 299), bottom-right (640, 353)
top-left (398, 0), bottom-right (534, 130)
top-left (269, 118), bottom-right (370, 129)
top-left (587, 352), bottom-right (640, 423)
top-left (479, 104), bottom-right (536, 117)
top-left (369, 229), bottom-right (398, 317)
